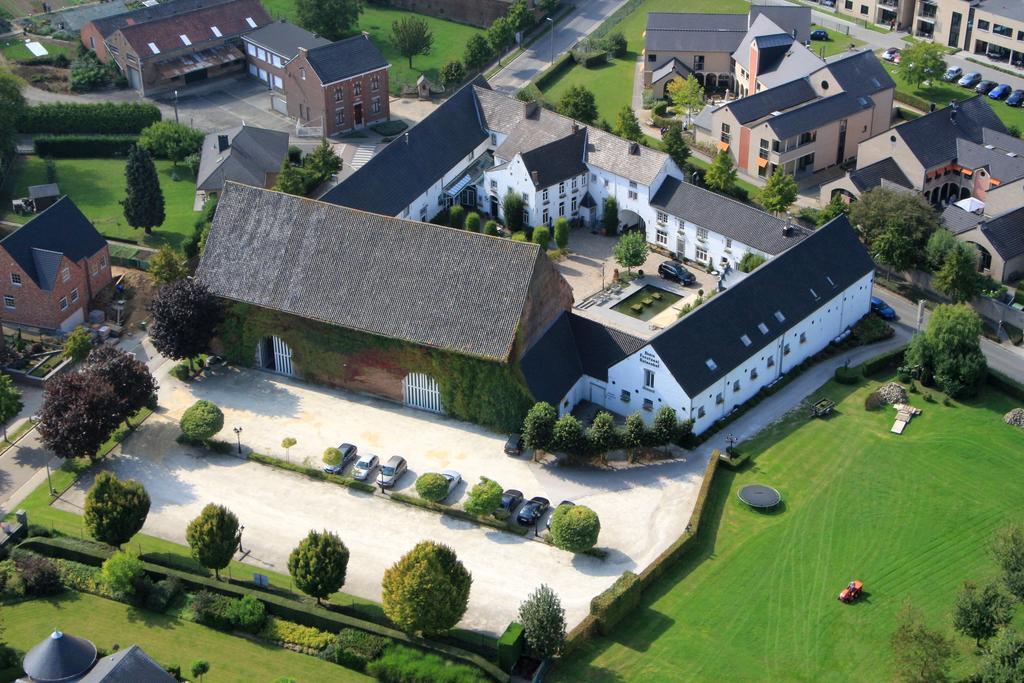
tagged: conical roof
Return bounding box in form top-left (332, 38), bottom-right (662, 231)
top-left (22, 629), bottom-right (97, 682)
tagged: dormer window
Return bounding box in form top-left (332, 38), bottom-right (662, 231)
top-left (148, 42), bottom-right (160, 54)
top-left (245, 16), bottom-right (257, 28)
top-left (758, 322), bottom-right (769, 335)
top-left (705, 358), bottom-right (717, 371)
top-left (211, 26), bottom-right (222, 37)
top-left (180, 34), bottom-right (191, 46)
top-left (740, 334), bottom-right (751, 347)
top-left (774, 310), bottom-right (785, 323)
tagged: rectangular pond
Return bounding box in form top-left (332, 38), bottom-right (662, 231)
top-left (611, 284), bottom-right (682, 321)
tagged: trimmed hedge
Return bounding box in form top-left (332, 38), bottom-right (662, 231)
top-left (534, 52), bottom-right (574, 92)
top-left (496, 622), bottom-right (523, 672)
top-left (860, 347), bottom-right (906, 377)
top-left (389, 492), bottom-right (529, 536)
top-left (247, 452), bottom-right (377, 493)
top-left (834, 365), bottom-right (860, 385)
top-left (18, 103), bottom-right (162, 134)
top-left (893, 91), bottom-right (932, 112)
top-left (589, 571), bottom-right (641, 636)
top-left (34, 134), bottom-right (138, 158)
top-left (987, 369), bottom-right (1024, 403)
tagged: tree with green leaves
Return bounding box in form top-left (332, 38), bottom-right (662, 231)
top-left (890, 601), bottom-right (955, 683)
top-left (464, 477), bottom-right (503, 517)
top-left (296, 0), bottom-right (362, 41)
top-left (415, 472), bottom-right (449, 501)
top-left (62, 327), bottom-right (93, 363)
top-left (180, 400), bottom-right (224, 442)
top-left (551, 414), bottom-right (585, 455)
top-left (274, 160), bottom-right (314, 196)
top-left (392, 16), bottom-right (433, 69)
top-left (759, 168), bottom-right (798, 215)
top-left (848, 187), bottom-right (939, 265)
top-left (904, 303), bottom-right (986, 397)
top-left (0, 374), bottom-right (22, 441)
top-left (84, 471), bottom-right (150, 549)
top-left (465, 211), bottom-right (481, 232)
top-left (288, 529), bottom-right (350, 604)
top-left (613, 230), bottom-right (648, 274)
top-left (557, 85), bottom-right (598, 124)
top-left (992, 524), bottom-right (1024, 601)
top-left (874, 222), bottom-right (918, 274)
top-left (148, 244), bottom-right (188, 284)
top-left (0, 70), bottom-right (26, 156)
top-left (439, 60), bottom-right (466, 90)
top-left (585, 411), bottom-right (619, 456)
top-left (449, 204), bottom-right (465, 229)
top-left (463, 33), bottom-right (493, 73)
top-left (738, 252), bottom-right (766, 273)
top-left (602, 196), bottom-right (619, 235)
top-left (190, 660), bottom-right (210, 683)
top-left (817, 193), bottom-right (849, 226)
top-left (281, 437), bottom-right (297, 459)
top-left (977, 628), bottom-right (1024, 682)
top-left (553, 216), bottom-right (569, 249)
top-left (897, 40), bottom-right (948, 89)
top-left (517, 584), bottom-right (566, 660)
top-left (506, 0), bottom-right (534, 35)
top-left (925, 228), bottom-right (958, 271)
top-left (502, 189), bottom-right (525, 232)
top-left (122, 145), bottom-right (165, 235)
top-left (37, 372), bottom-right (121, 460)
top-left (382, 541), bottom-right (472, 635)
top-left (483, 219), bottom-right (499, 236)
top-left (100, 551), bottom-right (145, 597)
top-left (487, 16), bottom-right (515, 64)
top-left (651, 405), bottom-right (679, 448)
top-left (704, 151), bottom-right (737, 194)
top-left (305, 137), bottom-right (342, 180)
top-left (933, 242), bottom-right (981, 303)
top-left (661, 121), bottom-right (690, 169)
top-left (137, 121), bottom-right (203, 167)
top-left (522, 402), bottom-right (557, 452)
top-left (614, 105), bottom-right (643, 142)
top-left (953, 580), bottom-right (1013, 648)
top-left (622, 412), bottom-right (647, 462)
top-left (666, 76), bottom-right (704, 127)
top-left (549, 504), bottom-right (600, 552)
top-left (186, 503), bottom-right (240, 579)
top-left (533, 225), bottom-right (551, 248)
top-left (323, 447), bottom-right (341, 469)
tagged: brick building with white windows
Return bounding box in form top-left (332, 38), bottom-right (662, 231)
top-left (242, 20), bottom-right (329, 100)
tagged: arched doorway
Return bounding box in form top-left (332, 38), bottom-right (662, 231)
top-left (705, 73), bottom-right (718, 90)
top-left (255, 336), bottom-right (295, 376)
top-left (403, 373), bottom-right (443, 413)
top-left (960, 186), bottom-right (971, 199)
top-left (616, 208), bottom-right (645, 234)
top-left (968, 242), bottom-right (992, 272)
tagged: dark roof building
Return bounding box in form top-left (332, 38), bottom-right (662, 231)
top-left (196, 124), bottom-right (290, 193)
top-left (942, 203), bottom-right (1024, 283)
top-left (303, 34), bottom-right (389, 84)
top-left (19, 631), bottom-right (174, 683)
top-left (520, 128), bottom-right (588, 189)
top-left (895, 95), bottom-right (1007, 169)
top-left (644, 12), bottom-right (750, 53)
top-left (242, 19), bottom-right (329, 60)
top-left (85, 0), bottom-right (231, 42)
top-left (848, 157), bottom-right (913, 192)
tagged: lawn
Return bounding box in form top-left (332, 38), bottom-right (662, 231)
top-left (1, 592), bottom-right (370, 681)
top-left (808, 23), bottom-right (865, 58)
top-left (555, 375), bottom-right (1024, 682)
top-left (1, 156), bottom-right (197, 251)
top-left (0, 37), bottom-right (71, 62)
top-left (254, 2), bottom-right (484, 94)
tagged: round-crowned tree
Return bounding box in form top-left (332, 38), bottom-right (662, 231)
top-left (288, 529), bottom-right (349, 604)
top-left (415, 472), bottom-right (449, 502)
top-left (180, 400), bottom-right (224, 441)
top-left (549, 505), bottom-right (601, 553)
top-left (322, 447), bottom-right (342, 468)
top-left (382, 541), bottom-right (471, 635)
top-left (463, 477), bottom-right (503, 517)
top-left (84, 471), bottom-right (151, 548)
top-left (186, 503), bottom-right (240, 579)
top-left (148, 278), bottom-right (222, 370)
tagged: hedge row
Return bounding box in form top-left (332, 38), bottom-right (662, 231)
top-left (893, 91), bottom-right (932, 113)
top-left (987, 369), bottom-right (1024, 403)
top-left (572, 50), bottom-right (607, 68)
top-left (589, 571), bottom-right (641, 636)
top-left (534, 51), bottom-right (575, 92)
top-left (389, 492), bottom-right (529, 537)
top-left (34, 134), bottom-right (138, 158)
top-left (860, 347), bottom-right (906, 377)
top-left (18, 102), bottom-right (162, 134)
top-left (247, 452), bottom-right (377, 493)
top-left (20, 537), bottom-right (508, 682)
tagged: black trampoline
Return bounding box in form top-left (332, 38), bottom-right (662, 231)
top-left (738, 484), bottom-right (781, 509)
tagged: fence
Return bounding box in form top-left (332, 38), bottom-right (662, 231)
top-left (107, 242), bottom-right (155, 272)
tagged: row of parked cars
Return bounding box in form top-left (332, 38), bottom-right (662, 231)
top-left (882, 49), bottom-right (1024, 107)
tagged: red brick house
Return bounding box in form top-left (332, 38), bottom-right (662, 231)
top-left (0, 198), bottom-right (112, 332)
top-left (284, 34), bottom-right (390, 136)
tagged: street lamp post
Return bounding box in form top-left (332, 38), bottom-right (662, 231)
top-left (233, 426), bottom-right (243, 454)
top-left (547, 17), bottom-right (554, 64)
top-left (46, 462), bottom-right (54, 496)
top-left (173, 90), bottom-right (179, 124)
top-left (238, 525), bottom-right (245, 553)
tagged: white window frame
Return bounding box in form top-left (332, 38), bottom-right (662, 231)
top-left (656, 228), bottom-right (668, 245)
top-left (61, 266), bottom-right (70, 282)
top-left (59, 297), bottom-right (68, 311)
top-left (643, 368), bottom-right (655, 390)
top-left (70, 287), bottom-right (80, 303)
top-left (3, 295), bottom-right (13, 309)
top-left (10, 273), bottom-right (21, 286)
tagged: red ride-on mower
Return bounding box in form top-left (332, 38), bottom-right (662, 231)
top-left (838, 580), bottom-right (863, 603)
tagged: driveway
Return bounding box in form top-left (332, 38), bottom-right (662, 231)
top-left (57, 366), bottom-right (709, 634)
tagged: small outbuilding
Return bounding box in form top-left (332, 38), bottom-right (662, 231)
top-left (27, 184), bottom-right (60, 212)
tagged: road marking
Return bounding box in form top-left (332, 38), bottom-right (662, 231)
top-left (350, 144), bottom-right (376, 170)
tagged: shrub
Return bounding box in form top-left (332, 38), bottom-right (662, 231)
top-left (258, 616), bottom-right (334, 651)
top-left (382, 542), bottom-right (471, 635)
top-left (533, 225), bottom-right (551, 248)
top-left (18, 102), bottom-right (162, 134)
top-left (100, 551), bottom-right (144, 597)
top-left (483, 220), bottom-right (498, 236)
top-left (230, 593), bottom-right (267, 632)
top-left (367, 645), bottom-right (489, 683)
top-left (864, 391), bottom-right (885, 411)
top-left (415, 472), bottom-right (450, 502)
top-left (34, 134), bottom-right (138, 157)
top-left (16, 554), bottom-right (62, 595)
top-left (145, 577), bottom-right (183, 612)
top-left (449, 205), bottom-right (466, 229)
top-left (463, 477), bottom-right (503, 517)
top-left (522, 402), bottom-right (557, 451)
top-left (553, 217), bottom-right (569, 249)
top-left (852, 315), bottom-right (893, 345)
top-left (549, 505), bottom-right (600, 553)
top-left (464, 212), bottom-right (481, 232)
top-left (834, 366), bottom-right (859, 385)
top-left (179, 400), bottom-right (224, 441)
top-left (590, 571), bottom-right (641, 635)
top-left (188, 590), bottom-right (236, 630)
top-left (738, 252), bottom-right (767, 273)
top-left (602, 30), bottom-right (627, 57)
top-left (323, 628), bottom-right (392, 670)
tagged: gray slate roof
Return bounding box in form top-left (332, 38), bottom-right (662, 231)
top-left (650, 176), bottom-right (808, 254)
top-left (766, 91), bottom-right (872, 139)
top-left (196, 124), bottom-right (290, 192)
top-left (956, 139), bottom-right (1024, 183)
top-left (651, 58), bottom-right (690, 85)
top-left (724, 78), bottom-right (817, 124)
top-left (28, 183), bottom-right (60, 199)
top-left (849, 157), bottom-right (913, 191)
top-left (981, 206), bottom-right (1024, 259)
top-left (896, 96), bottom-right (1007, 169)
top-left (198, 183), bottom-right (545, 361)
top-left (520, 128), bottom-right (588, 188)
top-left (941, 204), bottom-right (983, 235)
top-left (22, 630), bottom-right (97, 682)
top-left (0, 197), bottom-right (106, 290)
top-left (649, 215), bottom-right (874, 396)
top-left (90, 0), bottom-right (231, 38)
top-left (822, 49), bottom-right (895, 97)
top-left (45, 0), bottom-right (128, 33)
top-left (748, 4), bottom-right (812, 43)
top-left (644, 12), bottom-right (749, 53)
top-left (79, 645), bottom-right (176, 683)
top-left (242, 19), bottom-right (329, 58)
top-left (305, 34), bottom-right (389, 84)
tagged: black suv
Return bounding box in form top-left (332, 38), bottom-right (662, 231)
top-left (658, 261), bottom-right (696, 285)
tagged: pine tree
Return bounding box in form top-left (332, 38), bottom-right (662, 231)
top-left (122, 146), bottom-right (165, 235)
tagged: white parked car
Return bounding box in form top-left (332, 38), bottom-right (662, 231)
top-left (352, 454), bottom-right (379, 481)
top-left (881, 47), bottom-right (900, 62)
top-left (441, 469), bottom-right (462, 497)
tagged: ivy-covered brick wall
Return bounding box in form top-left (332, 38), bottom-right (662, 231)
top-left (216, 303), bottom-right (536, 433)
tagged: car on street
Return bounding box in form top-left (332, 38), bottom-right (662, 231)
top-left (881, 47), bottom-right (899, 62)
top-left (441, 469), bottom-right (462, 497)
top-left (516, 496), bottom-right (550, 526)
top-left (504, 433), bottom-right (524, 456)
top-left (1007, 89), bottom-right (1024, 106)
top-left (322, 442), bottom-right (358, 474)
top-left (378, 456), bottom-right (407, 488)
top-left (975, 80), bottom-right (998, 95)
top-left (871, 296), bottom-right (896, 320)
top-left (988, 84), bottom-right (1012, 100)
top-left (547, 500), bottom-right (575, 529)
top-left (351, 453), bottom-right (379, 481)
top-left (810, 28), bottom-right (829, 40)
top-left (942, 66), bottom-right (962, 81)
top-left (958, 72), bottom-right (982, 87)
top-left (658, 261), bottom-right (696, 285)
top-left (498, 489), bottom-right (524, 517)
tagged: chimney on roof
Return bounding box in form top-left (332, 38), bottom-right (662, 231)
top-left (523, 100), bottom-right (539, 118)
top-left (217, 134), bottom-right (229, 152)
top-left (783, 213), bottom-right (793, 236)
top-left (629, 142), bottom-right (640, 155)
top-left (571, 120), bottom-right (578, 133)
top-left (531, 170), bottom-right (540, 186)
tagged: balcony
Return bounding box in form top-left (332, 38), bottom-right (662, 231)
top-left (879, 0), bottom-right (899, 8)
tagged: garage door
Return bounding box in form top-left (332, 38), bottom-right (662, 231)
top-left (403, 373), bottom-right (443, 414)
top-left (255, 336), bottom-right (294, 377)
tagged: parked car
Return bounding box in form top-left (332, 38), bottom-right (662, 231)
top-left (870, 296), bottom-right (896, 320)
top-left (504, 433), bottom-right (524, 457)
top-left (975, 80), bottom-right (998, 95)
top-left (516, 496), bottom-right (551, 526)
top-left (322, 442), bottom-right (358, 474)
top-left (989, 84), bottom-right (1012, 100)
top-left (1007, 89), bottom-right (1024, 107)
top-left (958, 72), bottom-right (982, 87)
top-left (658, 261), bottom-right (696, 285)
top-left (547, 500), bottom-right (575, 529)
top-left (498, 489), bottom-right (524, 517)
top-left (881, 47), bottom-right (900, 62)
top-left (441, 469), bottom-right (462, 497)
top-left (378, 456), bottom-right (407, 488)
top-left (352, 454), bottom-right (379, 481)
top-left (810, 28), bottom-right (829, 41)
top-left (942, 65), bottom-right (963, 81)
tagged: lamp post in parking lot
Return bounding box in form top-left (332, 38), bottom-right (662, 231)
top-left (233, 426), bottom-right (243, 454)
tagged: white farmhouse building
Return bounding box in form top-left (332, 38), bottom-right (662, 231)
top-left (521, 216), bottom-right (874, 434)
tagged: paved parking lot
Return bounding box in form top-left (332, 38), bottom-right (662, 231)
top-left (57, 366), bottom-right (709, 634)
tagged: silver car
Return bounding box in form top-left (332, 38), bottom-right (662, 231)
top-left (378, 456), bottom-right (407, 488)
top-left (352, 454), bottom-right (379, 481)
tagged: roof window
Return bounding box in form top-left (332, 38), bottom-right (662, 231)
top-left (180, 34), bottom-right (191, 46)
top-left (705, 358), bottom-right (718, 371)
top-left (211, 25), bottom-right (222, 37)
top-left (809, 287), bottom-right (819, 300)
top-left (740, 334), bottom-right (752, 347)
top-left (774, 310), bottom-right (785, 323)
top-left (148, 42), bottom-right (160, 54)
top-left (245, 16), bottom-right (257, 28)
top-left (826, 276), bottom-right (835, 287)
top-left (758, 322), bottom-right (769, 335)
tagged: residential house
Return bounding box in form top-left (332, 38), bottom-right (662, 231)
top-left (837, 0), bottom-right (915, 31)
top-left (20, 629), bottom-right (175, 682)
top-left (80, 0), bottom-right (228, 62)
top-left (242, 19), bottom-right (329, 101)
top-left (732, 13), bottom-right (825, 98)
top-left (0, 197), bottom-right (112, 332)
top-left (195, 124), bottom-right (290, 201)
top-left (283, 34), bottom-right (390, 136)
top-left (697, 49), bottom-right (895, 180)
top-left (942, 201), bottom-right (1024, 283)
top-left (912, 0), bottom-right (1024, 66)
top-left (521, 215), bottom-right (874, 434)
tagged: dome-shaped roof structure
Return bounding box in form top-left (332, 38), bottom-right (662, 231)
top-left (22, 630), bottom-right (97, 682)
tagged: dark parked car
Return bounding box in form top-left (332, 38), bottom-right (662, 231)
top-left (958, 72), bottom-right (982, 87)
top-left (1007, 89), bottom-right (1024, 107)
top-left (498, 489), bottom-right (524, 516)
top-left (870, 296), bottom-right (896, 320)
top-left (378, 456), bottom-right (407, 488)
top-left (547, 500), bottom-right (575, 529)
top-left (322, 442), bottom-right (358, 474)
top-left (516, 496), bottom-right (551, 526)
top-left (942, 66), bottom-right (962, 82)
top-left (810, 28), bottom-right (829, 40)
top-left (975, 80), bottom-right (998, 95)
top-left (658, 261), bottom-right (696, 285)
top-left (504, 433), bottom-right (524, 456)
top-left (988, 84), bottom-right (1012, 100)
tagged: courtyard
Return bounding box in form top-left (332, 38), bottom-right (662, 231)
top-left (56, 364), bottom-right (710, 634)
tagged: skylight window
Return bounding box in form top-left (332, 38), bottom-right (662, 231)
top-left (826, 276), bottom-right (835, 288)
top-left (809, 287), bottom-right (819, 300)
top-left (245, 16), bottom-right (257, 28)
top-left (705, 358), bottom-right (718, 371)
top-left (774, 310), bottom-right (786, 323)
top-left (211, 25), bottom-right (222, 37)
top-left (148, 42), bottom-right (160, 54)
top-left (758, 322), bottom-right (769, 335)
top-left (740, 335), bottom-right (752, 347)
top-left (180, 34), bottom-right (191, 46)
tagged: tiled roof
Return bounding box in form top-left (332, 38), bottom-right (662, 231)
top-left (0, 197), bottom-right (106, 290)
top-left (748, 4), bottom-right (812, 43)
top-left (118, 0), bottom-right (270, 59)
top-left (90, 0), bottom-right (229, 38)
top-left (980, 206), bottom-right (1024, 259)
top-left (79, 645), bottom-right (176, 683)
top-left (849, 157), bottom-right (913, 191)
top-left (896, 96), bottom-right (1007, 169)
top-left (196, 125), bottom-right (290, 192)
top-left (650, 176), bottom-right (809, 255)
top-left (766, 92), bottom-right (872, 139)
top-left (520, 128), bottom-right (588, 188)
top-left (198, 183), bottom-right (545, 361)
top-left (822, 49), bottom-right (895, 97)
top-left (724, 78), bottom-right (816, 124)
top-left (242, 19), bottom-right (329, 58)
top-left (648, 215), bottom-right (874, 396)
top-left (651, 57), bottom-right (690, 84)
top-left (644, 12), bottom-right (749, 53)
top-left (956, 139), bottom-right (1024, 183)
top-left (305, 34), bottom-right (389, 84)
top-left (941, 204), bottom-right (983, 235)
top-left (48, 0), bottom-right (128, 33)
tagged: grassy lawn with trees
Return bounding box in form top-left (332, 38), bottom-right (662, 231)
top-left (0, 37), bottom-right (72, 62)
top-left (0, 156), bottom-right (196, 250)
top-left (554, 374), bottom-right (1024, 682)
top-left (808, 24), bottom-right (865, 58)
top-left (2, 592), bottom-right (370, 682)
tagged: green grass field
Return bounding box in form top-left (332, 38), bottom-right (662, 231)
top-left (1, 156), bottom-right (197, 251)
top-left (2, 592), bottom-right (370, 681)
top-left (0, 38), bottom-right (71, 62)
top-left (808, 24), bottom-right (865, 58)
top-left (555, 375), bottom-right (1024, 682)
top-left (254, 2), bottom-right (484, 93)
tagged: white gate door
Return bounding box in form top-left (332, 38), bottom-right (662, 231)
top-left (589, 382), bottom-right (606, 407)
top-left (271, 336), bottom-right (293, 376)
top-left (403, 373), bottom-right (443, 413)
